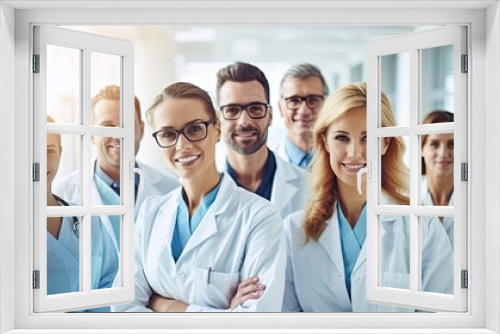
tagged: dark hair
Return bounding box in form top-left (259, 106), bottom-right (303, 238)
top-left (421, 110), bottom-right (455, 174)
top-left (216, 61), bottom-right (270, 103)
top-left (146, 82), bottom-right (216, 130)
top-left (280, 63), bottom-right (329, 96)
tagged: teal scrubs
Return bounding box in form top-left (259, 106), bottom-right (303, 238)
top-left (171, 175), bottom-right (223, 262)
top-left (337, 202), bottom-right (367, 300)
top-left (47, 215), bottom-right (119, 312)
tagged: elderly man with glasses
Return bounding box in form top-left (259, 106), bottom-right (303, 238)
top-left (276, 63), bottom-right (329, 169)
top-left (216, 61), bottom-right (310, 219)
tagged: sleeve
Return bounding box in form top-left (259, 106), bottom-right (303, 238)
top-left (111, 200), bottom-right (154, 312)
top-left (281, 214), bottom-right (303, 312)
top-left (421, 216), bottom-right (454, 295)
top-left (186, 203), bottom-right (287, 312)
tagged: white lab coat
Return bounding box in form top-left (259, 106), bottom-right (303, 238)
top-left (274, 141), bottom-right (290, 164)
top-left (421, 176), bottom-right (454, 249)
top-left (282, 195), bottom-right (454, 312)
top-left (112, 174), bottom-right (287, 312)
top-left (53, 159), bottom-right (180, 218)
top-left (223, 151), bottom-right (310, 219)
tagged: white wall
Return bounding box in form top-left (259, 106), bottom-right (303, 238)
top-left (485, 2), bottom-right (500, 333)
top-left (0, 2), bottom-right (16, 333)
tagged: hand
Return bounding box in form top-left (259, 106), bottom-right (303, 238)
top-left (149, 294), bottom-right (188, 312)
top-left (230, 276), bottom-right (265, 309)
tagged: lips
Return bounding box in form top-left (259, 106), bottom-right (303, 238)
top-left (175, 154), bottom-right (201, 166)
top-left (342, 163), bottom-right (367, 172)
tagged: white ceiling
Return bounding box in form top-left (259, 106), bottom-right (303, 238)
top-left (4, 0), bottom-right (497, 10)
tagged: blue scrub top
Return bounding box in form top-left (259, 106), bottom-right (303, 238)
top-left (47, 215), bottom-right (118, 312)
top-left (171, 175), bottom-right (223, 262)
top-left (337, 202), bottom-right (367, 300)
top-left (285, 138), bottom-right (312, 169)
top-left (226, 149), bottom-right (277, 201)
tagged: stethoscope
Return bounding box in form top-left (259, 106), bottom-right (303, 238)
top-left (53, 194), bottom-right (79, 238)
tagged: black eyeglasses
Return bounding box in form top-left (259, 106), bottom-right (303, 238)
top-left (219, 102), bottom-right (270, 120)
top-left (282, 95), bottom-right (325, 110)
top-left (152, 119), bottom-right (217, 148)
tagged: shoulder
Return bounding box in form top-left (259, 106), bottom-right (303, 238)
top-left (283, 210), bottom-right (307, 239)
top-left (137, 162), bottom-right (179, 184)
top-left (53, 169), bottom-right (80, 187)
top-left (140, 189), bottom-right (180, 214)
top-left (274, 153), bottom-right (310, 180)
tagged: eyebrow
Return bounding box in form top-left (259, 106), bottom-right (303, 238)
top-left (47, 145), bottom-right (58, 149)
top-left (331, 131), bottom-right (367, 135)
top-left (156, 118), bottom-right (205, 131)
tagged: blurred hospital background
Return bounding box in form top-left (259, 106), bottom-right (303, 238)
top-left (48, 25), bottom-right (452, 179)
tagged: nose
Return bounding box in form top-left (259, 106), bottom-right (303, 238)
top-left (175, 133), bottom-right (193, 150)
top-left (236, 108), bottom-right (253, 127)
top-left (347, 140), bottom-right (364, 159)
top-left (437, 143), bottom-right (450, 157)
top-left (296, 100), bottom-right (313, 116)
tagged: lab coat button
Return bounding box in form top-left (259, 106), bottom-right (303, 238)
top-left (178, 271), bottom-right (185, 278)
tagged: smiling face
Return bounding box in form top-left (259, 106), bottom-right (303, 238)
top-left (218, 80), bottom-right (272, 156)
top-left (279, 76), bottom-right (324, 146)
top-left (422, 133), bottom-right (454, 177)
top-left (46, 133), bottom-right (62, 188)
top-left (152, 98), bottom-right (220, 182)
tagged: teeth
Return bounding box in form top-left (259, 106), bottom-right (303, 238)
top-left (111, 145), bottom-right (120, 149)
top-left (344, 163), bottom-right (365, 169)
top-left (177, 156), bottom-right (199, 163)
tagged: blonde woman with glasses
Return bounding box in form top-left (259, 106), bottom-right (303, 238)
top-left (112, 82), bottom-right (285, 313)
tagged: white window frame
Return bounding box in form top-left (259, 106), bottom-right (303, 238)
top-left (1, 2), bottom-right (498, 334)
top-left (32, 25), bottom-right (136, 312)
top-left (366, 25), bottom-right (467, 312)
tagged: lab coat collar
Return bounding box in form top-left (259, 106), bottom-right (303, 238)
top-left (271, 154), bottom-right (302, 214)
top-left (176, 173), bottom-right (235, 260)
top-left (318, 211), bottom-right (345, 275)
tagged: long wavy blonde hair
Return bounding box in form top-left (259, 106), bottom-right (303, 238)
top-left (303, 82), bottom-right (410, 241)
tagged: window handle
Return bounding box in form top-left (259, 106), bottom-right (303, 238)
top-left (129, 162), bottom-right (145, 195)
top-left (356, 162), bottom-right (371, 195)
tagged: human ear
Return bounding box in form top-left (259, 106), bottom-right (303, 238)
top-left (381, 137), bottom-right (392, 156)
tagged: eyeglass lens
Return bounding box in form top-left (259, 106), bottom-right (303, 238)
top-left (156, 122), bottom-right (208, 147)
top-left (221, 103), bottom-right (268, 120)
top-left (286, 96), bottom-right (323, 109)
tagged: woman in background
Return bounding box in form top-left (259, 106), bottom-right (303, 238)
top-left (421, 110), bottom-right (455, 248)
top-left (46, 115), bottom-right (118, 312)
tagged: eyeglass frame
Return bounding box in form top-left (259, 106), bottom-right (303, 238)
top-left (151, 118), bottom-right (217, 148)
top-left (219, 102), bottom-right (271, 120)
top-left (281, 94), bottom-right (325, 110)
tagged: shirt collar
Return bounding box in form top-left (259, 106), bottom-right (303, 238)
top-left (94, 161), bottom-right (140, 193)
top-left (285, 138), bottom-right (311, 167)
top-left (337, 201), bottom-right (367, 245)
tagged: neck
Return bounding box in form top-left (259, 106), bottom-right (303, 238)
top-left (426, 173), bottom-right (454, 206)
top-left (289, 134), bottom-right (312, 153)
top-left (227, 146), bottom-right (268, 193)
top-left (47, 187), bottom-right (59, 206)
top-left (100, 163), bottom-right (120, 183)
top-left (182, 165), bottom-right (221, 217)
top-left (337, 181), bottom-right (366, 228)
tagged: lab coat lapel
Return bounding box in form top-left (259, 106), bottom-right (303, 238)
top-left (271, 156), bottom-right (298, 215)
top-left (318, 213), bottom-right (345, 275)
top-left (178, 175), bottom-right (233, 258)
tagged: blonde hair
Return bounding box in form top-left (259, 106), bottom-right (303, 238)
top-left (304, 82), bottom-right (410, 241)
top-left (90, 85), bottom-right (142, 123)
top-left (46, 115), bottom-right (61, 149)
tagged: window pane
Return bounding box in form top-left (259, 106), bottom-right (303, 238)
top-left (420, 132), bottom-right (455, 207)
top-left (420, 45), bottom-right (454, 123)
top-left (91, 215), bottom-right (120, 291)
top-left (380, 214), bottom-right (410, 291)
top-left (46, 215), bottom-right (82, 295)
top-left (91, 136), bottom-right (122, 206)
top-left (420, 215), bottom-right (454, 295)
top-left (91, 52), bottom-right (121, 127)
top-left (50, 133), bottom-right (82, 206)
top-left (381, 136), bottom-right (410, 205)
top-left (381, 52), bottom-right (410, 127)
top-left (47, 44), bottom-right (81, 125)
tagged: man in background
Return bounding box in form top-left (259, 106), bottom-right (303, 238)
top-left (276, 63), bottom-right (329, 169)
